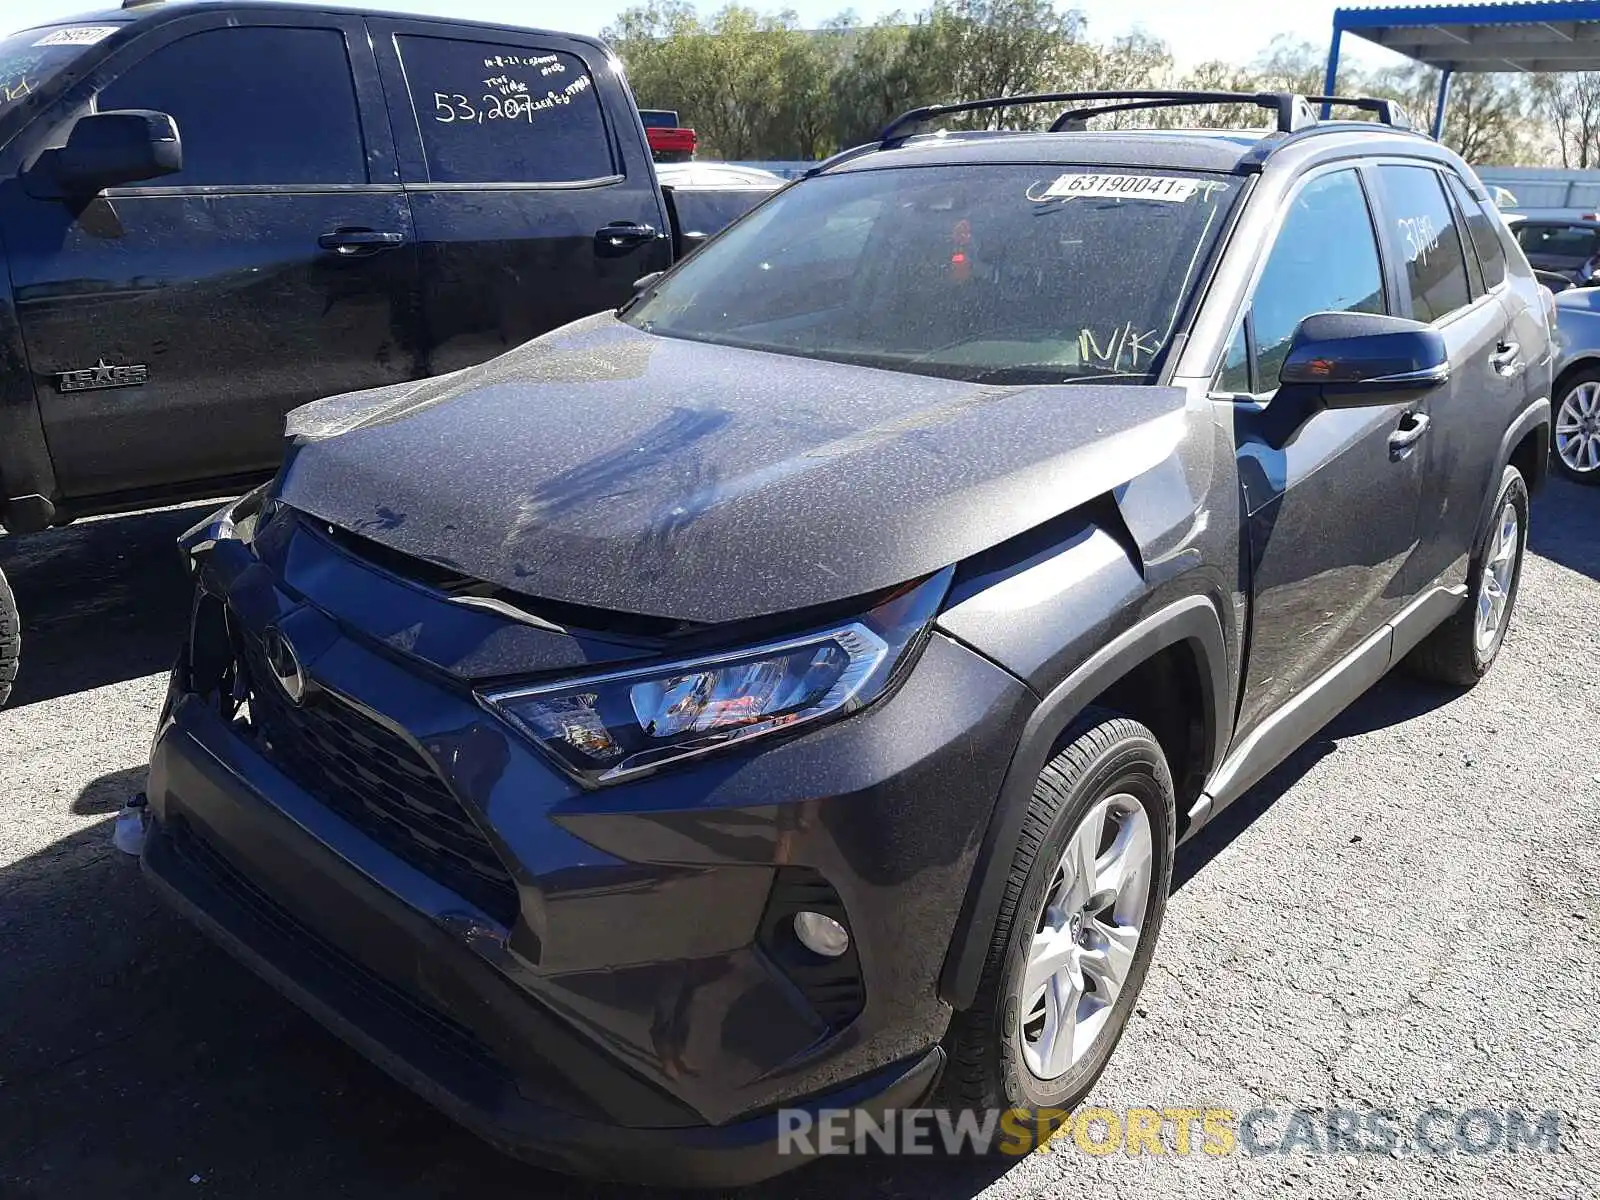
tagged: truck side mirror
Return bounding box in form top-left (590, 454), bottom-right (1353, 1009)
top-left (53, 110), bottom-right (182, 194)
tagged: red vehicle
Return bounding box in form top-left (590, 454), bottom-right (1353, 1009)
top-left (641, 108), bottom-right (697, 162)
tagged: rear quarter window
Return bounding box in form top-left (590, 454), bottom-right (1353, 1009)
top-left (395, 36), bottom-right (614, 184)
top-left (1444, 172), bottom-right (1506, 289)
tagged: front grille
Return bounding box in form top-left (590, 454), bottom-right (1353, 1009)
top-left (236, 632), bottom-right (521, 927)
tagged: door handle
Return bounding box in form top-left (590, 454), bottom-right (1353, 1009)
top-left (1389, 410), bottom-right (1431, 457)
top-left (594, 221), bottom-right (657, 252)
top-left (1490, 340), bottom-right (1523, 377)
top-left (318, 228), bottom-right (406, 256)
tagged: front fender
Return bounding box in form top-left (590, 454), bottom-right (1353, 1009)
top-left (935, 592), bottom-right (1228, 1010)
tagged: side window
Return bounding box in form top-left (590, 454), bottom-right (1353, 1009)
top-left (1250, 169), bottom-right (1386, 386)
top-left (97, 27), bottom-right (366, 187)
top-left (1373, 165), bottom-right (1473, 324)
top-left (395, 37), bottom-right (613, 184)
top-left (1445, 173), bottom-right (1506, 288)
top-left (1215, 321), bottom-right (1252, 394)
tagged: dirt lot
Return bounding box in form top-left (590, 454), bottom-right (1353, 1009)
top-left (2, 481), bottom-right (1597, 1199)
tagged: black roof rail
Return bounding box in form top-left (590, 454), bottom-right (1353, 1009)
top-left (1048, 96), bottom-right (1220, 132)
top-left (1304, 95), bottom-right (1412, 129)
top-left (879, 90), bottom-right (1318, 143)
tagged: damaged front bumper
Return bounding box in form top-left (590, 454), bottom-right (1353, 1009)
top-left (141, 507), bottom-right (1033, 1183)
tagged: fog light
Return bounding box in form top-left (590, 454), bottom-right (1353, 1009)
top-left (793, 911), bottom-right (850, 958)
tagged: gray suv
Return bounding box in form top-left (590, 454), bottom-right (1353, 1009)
top-left (144, 90), bottom-right (1552, 1185)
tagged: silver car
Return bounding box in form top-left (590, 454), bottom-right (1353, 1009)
top-left (1554, 287), bottom-right (1600, 483)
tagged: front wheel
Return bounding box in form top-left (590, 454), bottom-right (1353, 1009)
top-left (940, 711), bottom-right (1175, 1132)
top-left (1553, 369), bottom-right (1600, 485)
top-left (0, 565), bottom-right (16, 708)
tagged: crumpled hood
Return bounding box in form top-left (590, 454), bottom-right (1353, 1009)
top-left (279, 313), bottom-right (1187, 624)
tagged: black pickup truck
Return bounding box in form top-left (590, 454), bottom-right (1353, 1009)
top-left (0, 0), bottom-right (775, 704)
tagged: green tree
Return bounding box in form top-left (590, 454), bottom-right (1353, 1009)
top-left (604, 0), bottom-right (1553, 166)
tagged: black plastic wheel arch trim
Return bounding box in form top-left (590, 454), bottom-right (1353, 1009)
top-left (936, 593), bottom-right (1228, 1010)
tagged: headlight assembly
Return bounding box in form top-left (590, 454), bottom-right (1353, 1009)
top-left (479, 569), bottom-right (951, 784)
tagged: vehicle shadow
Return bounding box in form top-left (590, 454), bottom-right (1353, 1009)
top-left (1174, 671), bottom-right (1462, 892)
top-left (0, 503), bottom-right (216, 708)
top-left (1528, 475), bottom-right (1600, 582)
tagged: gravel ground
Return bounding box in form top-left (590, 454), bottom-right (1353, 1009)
top-left (1, 481), bottom-right (1597, 1200)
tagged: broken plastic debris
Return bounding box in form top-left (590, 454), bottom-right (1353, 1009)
top-left (113, 793), bottom-right (149, 857)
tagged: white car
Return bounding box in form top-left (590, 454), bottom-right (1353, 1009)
top-left (655, 162), bottom-right (787, 188)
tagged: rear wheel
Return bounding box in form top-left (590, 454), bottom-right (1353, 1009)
top-left (1405, 466), bottom-right (1528, 686)
top-left (940, 711), bottom-right (1174, 1139)
top-left (1553, 369), bottom-right (1600, 484)
top-left (0, 565), bottom-right (17, 708)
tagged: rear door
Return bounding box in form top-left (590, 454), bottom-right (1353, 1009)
top-left (368, 20), bottom-right (672, 376)
top-left (3, 12), bottom-right (422, 501)
top-left (1366, 163), bottom-right (1517, 598)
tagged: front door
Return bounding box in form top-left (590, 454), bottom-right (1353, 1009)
top-left (367, 19), bottom-right (672, 376)
top-left (2, 13), bottom-right (421, 501)
top-left (1217, 166), bottom-right (1427, 738)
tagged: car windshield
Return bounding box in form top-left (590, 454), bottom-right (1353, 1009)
top-left (624, 162), bottom-right (1240, 384)
top-left (0, 23), bottom-right (121, 109)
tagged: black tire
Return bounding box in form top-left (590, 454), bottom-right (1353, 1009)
top-left (1405, 465), bottom-right (1529, 687)
top-left (1552, 367), bottom-right (1600, 486)
top-left (0, 565), bottom-right (16, 709)
top-left (940, 710), bottom-right (1175, 1140)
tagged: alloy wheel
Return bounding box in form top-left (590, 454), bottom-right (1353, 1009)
top-left (1019, 794), bottom-right (1153, 1080)
top-left (1474, 500), bottom-right (1520, 657)
top-left (1556, 382), bottom-right (1600, 475)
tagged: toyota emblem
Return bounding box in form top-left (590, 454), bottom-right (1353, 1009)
top-left (261, 627), bottom-right (307, 705)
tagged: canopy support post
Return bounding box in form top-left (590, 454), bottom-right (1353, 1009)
top-left (1432, 67), bottom-right (1454, 140)
top-left (1322, 19), bottom-right (1343, 120)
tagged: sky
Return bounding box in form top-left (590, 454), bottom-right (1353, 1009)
top-left (3, 0), bottom-right (1410, 71)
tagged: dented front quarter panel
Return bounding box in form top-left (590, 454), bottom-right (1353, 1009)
top-left (937, 381), bottom-right (1242, 704)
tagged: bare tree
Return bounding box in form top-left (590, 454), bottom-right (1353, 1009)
top-left (1530, 73), bottom-right (1600, 168)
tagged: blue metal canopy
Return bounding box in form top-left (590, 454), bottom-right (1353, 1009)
top-left (1325, 2), bottom-right (1600, 138)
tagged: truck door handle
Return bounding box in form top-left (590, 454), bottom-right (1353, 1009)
top-left (594, 221), bottom-right (656, 251)
top-left (318, 228), bottom-right (406, 256)
top-left (1490, 340), bottom-right (1523, 377)
top-left (1389, 411), bottom-right (1430, 456)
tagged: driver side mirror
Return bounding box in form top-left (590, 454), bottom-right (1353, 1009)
top-left (50, 110), bottom-right (182, 194)
top-left (1278, 311), bottom-right (1449, 406)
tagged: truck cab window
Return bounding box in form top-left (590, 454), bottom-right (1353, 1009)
top-left (395, 36), bottom-right (613, 184)
top-left (96, 26), bottom-right (366, 187)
